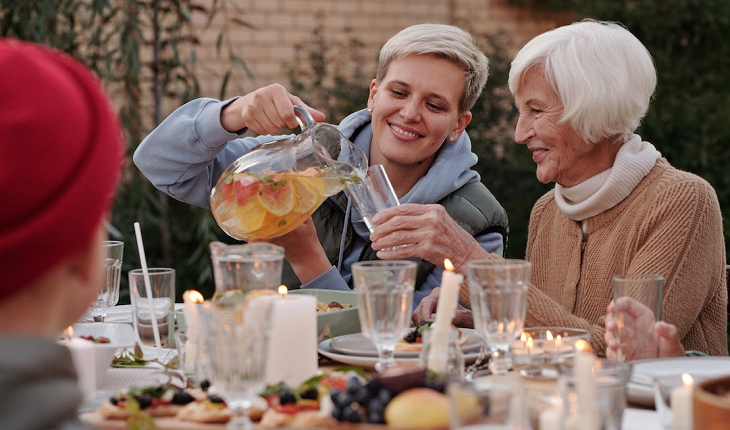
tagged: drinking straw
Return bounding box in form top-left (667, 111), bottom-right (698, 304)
top-left (133, 222), bottom-right (163, 356)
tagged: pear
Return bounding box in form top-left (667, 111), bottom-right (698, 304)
top-left (384, 388), bottom-right (449, 429)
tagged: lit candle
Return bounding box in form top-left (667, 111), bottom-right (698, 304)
top-left (574, 340), bottom-right (599, 430)
top-left (670, 373), bottom-right (693, 429)
top-left (264, 286), bottom-right (318, 387)
top-left (58, 326), bottom-right (96, 401)
top-left (182, 290), bottom-right (204, 374)
top-left (427, 259), bottom-right (464, 373)
top-left (511, 332), bottom-right (545, 357)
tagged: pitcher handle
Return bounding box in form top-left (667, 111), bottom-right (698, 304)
top-left (294, 106), bottom-right (316, 130)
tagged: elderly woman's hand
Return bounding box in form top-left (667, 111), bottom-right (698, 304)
top-left (369, 203), bottom-right (488, 273)
top-left (220, 84), bottom-right (325, 135)
top-left (605, 299), bottom-right (685, 361)
top-left (412, 288), bottom-right (474, 328)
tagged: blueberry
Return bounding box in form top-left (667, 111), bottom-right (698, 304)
top-left (208, 394), bottom-right (225, 404)
top-left (342, 405), bottom-right (362, 423)
top-left (135, 394), bottom-right (152, 409)
top-left (200, 380), bottom-right (211, 391)
top-left (346, 376), bottom-right (361, 394)
top-left (300, 387), bottom-right (319, 400)
top-left (279, 390), bottom-right (297, 405)
top-left (172, 390), bottom-right (195, 405)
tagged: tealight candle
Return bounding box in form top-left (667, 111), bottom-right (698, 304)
top-left (264, 286), bottom-right (318, 387)
top-left (511, 332), bottom-right (545, 358)
top-left (670, 373), bottom-right (693, 429)
top-left (58, 327), bottom-right (96, 401)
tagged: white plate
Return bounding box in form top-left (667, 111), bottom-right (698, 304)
top-left (628, 356), bottom-right (730, 406)
top-left (81, 303), bottom-right (185, 323)
top-left (330, 329), bottom-right (481, 358)
top-left (319, 338), bottom-right (482, 370)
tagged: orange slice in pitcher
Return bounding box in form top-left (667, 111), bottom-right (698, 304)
top-left (257, 175), bottom-right (295, 216)
top-left (293, 177), bottom-right (321, 214)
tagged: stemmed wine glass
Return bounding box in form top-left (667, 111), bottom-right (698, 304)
top-left (352, 260), bottom-right (416, 372)
top-left (90, 240), bottom-right (123, 322)
top-left (198, 298), bottom-right (272, 430)
top-left (467, 259), bottom-right (531, 376)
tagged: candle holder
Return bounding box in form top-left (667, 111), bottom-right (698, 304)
top-left (510, 327), bottom-right (590, 380)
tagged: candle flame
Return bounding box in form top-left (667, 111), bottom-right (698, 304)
top-left (575, 339), bottom-right (593, 353)
top-left (444, 259), bottom-right (454, 271)
top-left (526, 337), bottom-right (534, 353)
top-left (682, 373), bottom-right (693, 386)
top-left (64, 326), bottom-right (73, 338)
top-left (189, 290), bottom-right (204, 304)
top-left (555, 334), bottom-right (562, 349)
top-left (278, 285), bottom-right (288, 296)
top-left (546, 330), bottom-right (554, 341)
top-left (520, 332), bottom-right (527, 341)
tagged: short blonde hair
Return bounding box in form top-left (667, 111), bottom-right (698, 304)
top-left (376, 23), bottom-right (489, 113)
top-left (509, 20), bottom-right (656, 143)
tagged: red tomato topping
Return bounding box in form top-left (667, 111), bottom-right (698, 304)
top-left (318, 376), bottom-right (347, 391)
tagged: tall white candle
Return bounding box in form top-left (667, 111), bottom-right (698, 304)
top-left (427, 259), bottom-right (463, 373)
top-left (538, 406), bottom-right (561, 430)
top-left (574, 340), bottom-right (599, 430)
top-left (182, 290), bottom-right (204, 374)
top-left (59, 335), bottom-right (96, 402)
top-left (264, 289), bottom-right (318, 387)
top-left (671, 373), bottom-right (693, 429)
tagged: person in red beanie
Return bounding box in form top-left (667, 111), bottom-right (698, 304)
top-left (0, 39), bottom-right (122, 429)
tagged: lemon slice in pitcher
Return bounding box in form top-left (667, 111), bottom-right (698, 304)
top-left (220, 198), bottom-right (266, 236)
top-left (257, 175), bottom-right (295, 216)
top-left (293, 177), bottom-right (321, 214)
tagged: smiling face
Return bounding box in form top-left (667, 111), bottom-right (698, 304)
top-left (514, 66), bottom-right (619, 187)
top-left (367, 54), bottom-right (471, 184)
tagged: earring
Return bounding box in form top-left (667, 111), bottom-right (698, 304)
top-left (448, 134), bottom-right (455, 142)
top-left (367, 106), bottom-right (373, 113)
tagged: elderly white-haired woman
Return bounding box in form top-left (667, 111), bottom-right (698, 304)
top-left (135, 23), bottom-right (508, 307)
top-left (408, 20), bottom-right (727, 356)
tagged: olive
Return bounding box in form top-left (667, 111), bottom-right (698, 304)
top-left (172, 390), bottom-right (196, 405)
top-left (135, 394), bottom-right (152, 409)
top-left (279, 390), bottom-right (297, 405)
top-left (109, 397), bottom-right (118, 406)
top-left (300, 387), bottom-right (319, 400)
top-left (200, 380), bottom-right (211, 391)
top-left (208, 394), bottom-right (225, 404)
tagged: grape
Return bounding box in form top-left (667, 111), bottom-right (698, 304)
top-left (341, 405), bottom-right (362, 423)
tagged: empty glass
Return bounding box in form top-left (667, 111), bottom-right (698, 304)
top-left (345, 164), bottom-right (400, 232)
top-left (448, 380), bottom-right (517, 429)
top-left (90, 240), bottom-right (123, 322)
top-left (611, 274), bottom-right (664, 361)
top-left (198, 299), bottom-right (272, 430)
top-left (467, 259), bottom-right (531, 376)
top-left (210, 241), bottom-right (284, 296)
top-left (352, 260), bottom-right (416, 372)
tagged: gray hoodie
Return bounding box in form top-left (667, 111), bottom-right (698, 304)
top-left (134, 98), bottom-right (504, 305)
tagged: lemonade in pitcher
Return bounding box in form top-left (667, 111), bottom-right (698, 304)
top-left (209, 106), bottom-right (367, 241)
top-left (211, 167), bottom-right (361, 240)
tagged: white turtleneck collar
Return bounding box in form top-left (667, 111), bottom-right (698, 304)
top-left (554, 135), bottom-right (661, 221)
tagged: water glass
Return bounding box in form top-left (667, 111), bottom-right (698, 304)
top-left (129, 268), bottom-right (175, 352)
top-left (345, 164), bottom-right (400, 232)
top-left (198, 299), bottom-right (272, 430)
top-left (352, 260), bottom-right (416, 372)
top-left (467, 259), bottom-right (531, 375)
top-left (612, 274), bottom-right (663, 361)
top-left (559, 358), bottom-right (631, 430)
top-left (448, 380), bottom-right (517, 429)
top-left (90, 240), bottom-right (123, 322)
top-left (210, 241), bottom-right (284, 296)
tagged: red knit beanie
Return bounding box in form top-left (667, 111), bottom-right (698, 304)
top-left (0, 40), bottom-right (123, 301)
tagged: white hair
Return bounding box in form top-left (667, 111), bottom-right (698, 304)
top-left (508, 19), bottom-right (656, 143)
top-left (377, 23), bottom-right (489, 113)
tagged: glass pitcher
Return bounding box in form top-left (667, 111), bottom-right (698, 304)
top-left (210, 106), bottom-right (368, 241)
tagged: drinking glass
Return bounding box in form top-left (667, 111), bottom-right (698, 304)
top-left (198, 299), bottom-right (272, 430)
top-left (611, 274), bottom-right (664, 361)
top-left (352, 260), bottom-right (416, 372)
top-left (90, 240), bottom-right (123, 322)
top-left (448, 380), bottom-right (517, 429)
top-left (210, 241), bottom-right (284, 296)
top-left (467, 259), bottom-right (531, 376)
top-left (345, 164), bottom-right (400, 232)
top-left (129, 268), bottom-right (175, 353)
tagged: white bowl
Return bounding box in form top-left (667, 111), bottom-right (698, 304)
top-left (72, 322), bottom-right (135, 387)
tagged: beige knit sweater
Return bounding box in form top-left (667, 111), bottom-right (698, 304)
top-left (523, 159), bottom-right (727, 356)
